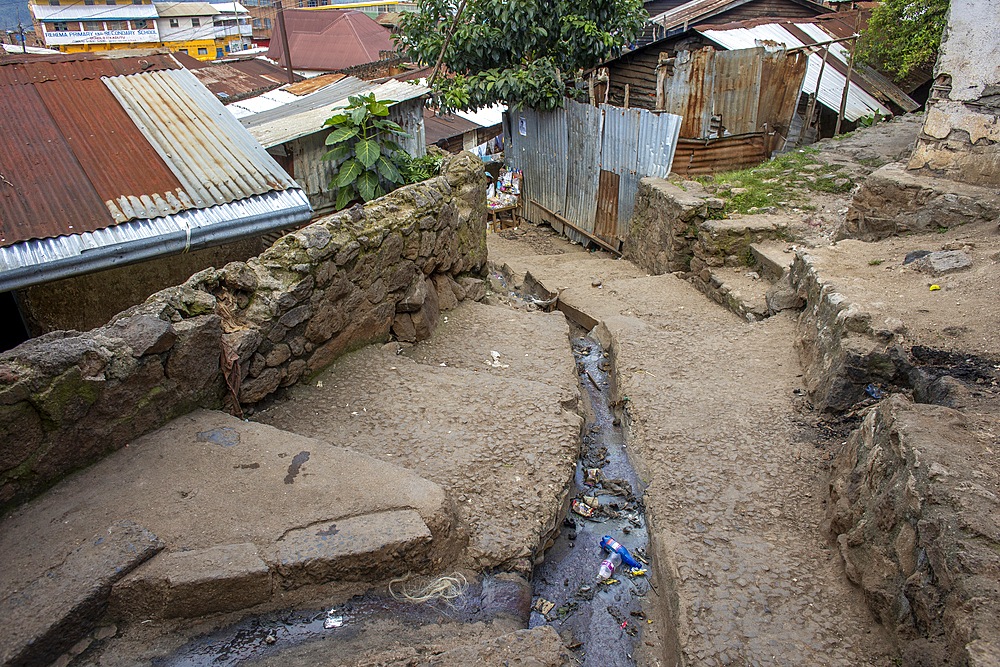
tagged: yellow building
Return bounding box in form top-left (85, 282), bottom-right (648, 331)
top-left (30, 0), bottom-right (252, 61)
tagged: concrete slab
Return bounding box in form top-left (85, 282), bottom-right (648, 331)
top-left (750, 242), bottom-right (795, 281)
top-left (0, 412), bottom-right (457, 633)
top-left (254, 311), bottom-right (583, 572)
top-left (0, 521), bottom-right (161, 667)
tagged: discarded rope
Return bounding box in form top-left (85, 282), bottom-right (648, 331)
top-left (389, 572), bottom-right (467, 605)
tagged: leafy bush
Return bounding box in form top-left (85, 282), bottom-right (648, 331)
top-left (399, 152), bottom-right (445, 184)
top-left (322, 94), bottom-right (412, 210)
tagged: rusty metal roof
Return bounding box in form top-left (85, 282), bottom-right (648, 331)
top-left (424, 108), bottom-right (482, 145)
top-left (176, 52), bottom-right (301, 101)
top-left (649, 0), bottom-right (829, 31)
top-left (266, 9), bottom-right (396, 71)
top-left (0, 51), bottom-right (311, 289)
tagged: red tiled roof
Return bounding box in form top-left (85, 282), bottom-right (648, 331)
top-left (266, 9), bottom-right (395, 71)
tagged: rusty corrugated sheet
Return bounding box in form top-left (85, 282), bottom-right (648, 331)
top-left (670, 133), bottom-right (767, 177)
top-left (660, 47), bottom-right (714, 138)
top-left (0, 82), bottom-right (114, 246)
top-left (34, 77), bottom-right (190, 223)
top-left (283, 72), bottom-right (346, 95)
top-left (711, 46), bottom-right (761, 136)
top-left (757, 48), bottom-right (808, 141)
top-left (0, 53), bottom-right (178, 87)
top-left (105, 68), bottom-right (298, 208)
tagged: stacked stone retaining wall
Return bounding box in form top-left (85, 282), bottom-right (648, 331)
top-left (0, 152), bottom-right (489, 511)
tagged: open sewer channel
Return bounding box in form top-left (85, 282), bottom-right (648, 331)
top-left (149, 333), bottom-right (651, 667)
top-left (527, 336), bottom-right (652, 667)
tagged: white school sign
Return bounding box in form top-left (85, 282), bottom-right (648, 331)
top-left (44, 28), bottom-right (160, 45)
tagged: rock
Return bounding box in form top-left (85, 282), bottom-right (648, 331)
top-left (220, 262), bottom-right (258, 293)
top-left (834, 178), bottom-right (851, 188)
top-left (116, 316), bottom-right (177, 357)
top-left (392, 313), bottom-right (416, 343)
top-left (222, 329), bottom-right (262, 367)
top-left (706, 198), bottom-right (725, 210)
top-left (458, 277), bottom-right (486, 302)
top-left (433, 274), bottom-right (459, 311)
top-left (411, 278), bottom-right (440, 341)
top-left (165, 315), bottom-right (222, 394)
top-left (730, 187), bottom-right (749, 196)
top-left (913, 250), bottom-right (972, 276)
top-left (397, 277), bottom-right (429, 313)
top-left (903, 250), bottom-right (931, 265)
top-left (240, 367), bottom-right (281, 404)
top-left (765, 273), bottom-right (805, 313)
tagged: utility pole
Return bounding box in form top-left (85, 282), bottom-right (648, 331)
top-left (275, 0), bottom-right (293, 84)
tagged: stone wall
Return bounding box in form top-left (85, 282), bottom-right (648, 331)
top-left (906, 0), bottom-right (1000, 188)
top-left (0, 152), bottom-right (488, 511)
top-left (827, 395), bottom-right (1000, 665)
top-left (844, 0), bottom-right (1000, 242)
top-left (625, 176), bottom-right (789, 318)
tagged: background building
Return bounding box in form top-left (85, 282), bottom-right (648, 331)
top-left (28, 0), bottom-right (252, 60)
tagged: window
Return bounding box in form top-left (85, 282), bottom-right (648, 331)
top-left (50, 21), bottom-right (69, 31)
top-left (84, 21), bottom-right (102, 30)
top-left (47, 0), bottom-right (59, 5)
top-left (84, 0), bottom-right (94, 4)
top-left (178, 48), bottom-right (188, 54)
top-left (133, 19), bottom-right (147, 28)
top-left (216, 47), bottom-right (223, 58)
top-left (191, 17), bottom-right (200, 26)
top-left (197, 47), bottom-right (207, 55)
top-left (105, 0), bottom-right (116, 4)
top-left (106, 20), bottom-right (124, 29)
top-left (252, 18), bottom-right (260, 28)
top-left (264, 17), bottom-right (271, 28)
top-left (169, 18), bottom-right (178, 27)
top-left (224, 44), bottom-right (230, 52)
top-left (132, 0), bottom-right (142, 4)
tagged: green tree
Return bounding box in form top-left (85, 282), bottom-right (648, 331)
top-left (858, 0), bottom-right (949, 81)
top-left (322, 94), bottom-right (411, 210)
top-left (395, 0), bottom-right (647, 112)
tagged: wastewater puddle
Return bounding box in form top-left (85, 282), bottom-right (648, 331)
top-left (151, 577), bottom-right (529, 666)
top-left (528, 337), bottom-right (653, 667)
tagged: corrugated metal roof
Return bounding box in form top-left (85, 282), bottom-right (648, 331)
top-left (649, 0), bottom-right (828, 30)
top-left (238, 74), bottom-right (374, 127)
top-left (153, 2), bottom-right (220, 16)
top-left (0, 189), bottom-right (311, 292)
top-left (105, 67), bottom-right (298, 206)
top-left (178, 53), bottom-right (299, 100)
top-left (282, 71), bottom-right (347, 96)
top-left (225, 88), bottom-right (301, 118)
top-left (0, 51), bottom-right (306, 261)
top-left (31, 4), bottom-right (159, 20)
top-left (424, 108), bottom-right (481, 145)
top-left (700, 22), bottom-right (891, 121)
top-left (266, 9), bottom-right (395, 71)
top-left (245, 78), bottom-right (429, 148)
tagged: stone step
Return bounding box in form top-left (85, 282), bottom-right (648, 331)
top-left (0, 522), bottom-right (162, 667)
top-left (0, 411), bottom-right (457, 662)
top-left (749, 242), bottom-right (795, 281)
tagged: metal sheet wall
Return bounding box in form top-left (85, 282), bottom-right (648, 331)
top-left (508, 100), bottom-right (680, 244)
top-left (563, 100), bottom-right (603, 245)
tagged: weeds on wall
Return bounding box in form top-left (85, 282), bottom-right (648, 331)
top-left (699, 148), bottom-right (856, 218)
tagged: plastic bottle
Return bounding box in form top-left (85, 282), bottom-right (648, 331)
top-left (600, 535), bottom-right (641, 569)
top-left (598, 552), bottom-right (621, 580)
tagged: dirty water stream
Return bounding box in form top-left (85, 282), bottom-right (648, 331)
top-left (528, 337), bottom-right (652, 667)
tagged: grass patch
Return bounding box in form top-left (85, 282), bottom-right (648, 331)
top-left (868, 259), bottom-right (883, 266)
top-left (698, 148), bottom-right (852, 216)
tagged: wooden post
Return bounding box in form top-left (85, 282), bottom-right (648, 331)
top-left (798, 43), bottom-right (831, 146)
top-left (589, 72), bottom-right (595, 106)
top-left (655, 52), bottom-right (668, 111)
top-left (835, 35), bottom-right (858, 136)
top-left (275, 0), bottom-right (294, 84)
top-left (624, 83), bottom-right (630, 110)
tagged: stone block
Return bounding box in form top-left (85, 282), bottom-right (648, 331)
top-left (0, 521), bottom-right (161, 667)
top-left (111, 543), bottom-right (271, 619)
top-left (913, 250), bottom-right (973, 276)
top-left (433, 274), bottom-right (459, 311)
top-left (305, 302), bottom-right (345, 345)
top-left (220, 261), bottom-right (258, 293)
top-left (269, 509), bottom-right (432, 586)
top-left (411, 278), bottom-right (440, 341)
top-left (165, 315), bottom-right (222, 394)
top-left (393, 313), bottom-right (416, 343)
top-left (397, 276), bottom-right (429, 313)
top-left (115, 316), bottom-right (176, 357)
top-left (222, 329), bottom-right (262, 367)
